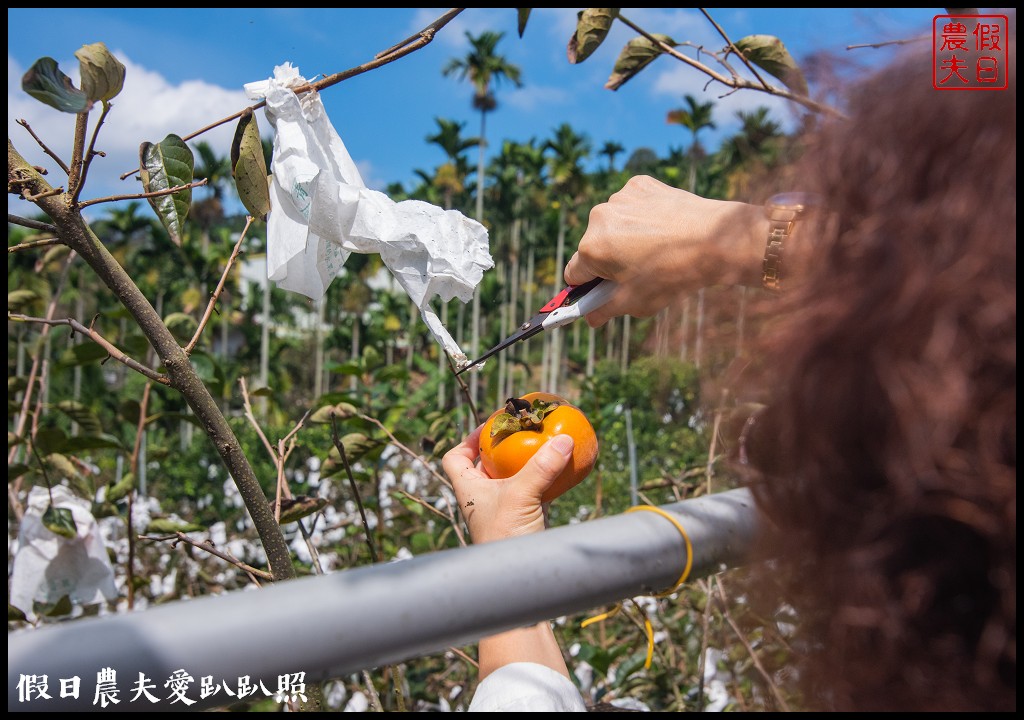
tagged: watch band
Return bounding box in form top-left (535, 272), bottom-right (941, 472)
top-left (762, 193), bottom-right (818, 291)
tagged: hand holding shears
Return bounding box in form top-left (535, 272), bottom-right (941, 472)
top-left (455, 278), bottom-right (617, 376)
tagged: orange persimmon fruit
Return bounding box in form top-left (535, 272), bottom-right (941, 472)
top-left (478, 392), bottom-right (598, 502)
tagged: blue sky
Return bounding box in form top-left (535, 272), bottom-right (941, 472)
top-left (8, 8), bottom-right (937, 217)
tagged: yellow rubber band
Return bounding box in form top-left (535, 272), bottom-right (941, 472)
top-left (625, 505), bottom-right (694, 596)
top-left (579, 505), bottom-right (694, 669)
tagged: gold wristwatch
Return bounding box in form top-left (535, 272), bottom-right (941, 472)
top-left (762, 192), bottom-right (819, 291)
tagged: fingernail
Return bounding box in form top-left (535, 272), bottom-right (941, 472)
top-left (549, 434), bottom-right (574, 454)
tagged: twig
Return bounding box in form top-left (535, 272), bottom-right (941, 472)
top-left (699, 8), bottom-right (770, 90)
top-left (447, 646), bottom-right (479, 670)
top-left (239, 377), bottom-right (277, 459)
top-left (118, 8), bottom-right (466, 179)
top-left (8, 313), bottom-right (169, 385)
top-left (21, 187), bottom-right (63, 202)
top-left (395, 489), bottom-right (454, 524)
top-left (7, 213), bottom-right (58, 234)
top-left (73, 101), bottom-right (113, 204)
top-left (362, 671), bottom-right (384, 712)
top-left (16, 118), bottom-right (70, 175)
top-left (78, 178), bottom-right (208, 209)
top-left (8, 237), bottom-right (61, 254)
top-left (696, 578), bottom-right (715, 710)
top-left (185, 216), bottom-right (252, 354)
top-left (445, 355), bottom-right (479, 426)
top-left (331, 416), bottom-right (380, 562)
top-left (357, 412), bottom-right (453, 491)
top-left (67, 112), bottom-right (89, 196)
top-left (126, 381), bottom-right (152, 609)
top-left (617, 13), bottom-right (843, 118)
top-left (847, 34), bottom-right (929, 50)
top-left (140, 532), bottom-right (273, 583)
top-left (716, 579), bottom-right (791, 711)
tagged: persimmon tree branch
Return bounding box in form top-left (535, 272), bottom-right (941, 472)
top-left (73, 101), bottom-right (113, 204)
top-left (8, 313), bottom-right (170, 385)
top-left (16, 118), bottom-right (70, 175)
top-left (9, 139), bottom-right (296, 582)
top-left (699, 8), bottom-right (770, 90)
top-left (8, 236), bottom-right (61, 254)
top-left (617, 13), bottom-right (844, 118)
top-left (78, 178), bottom-right (208, 209)
top-left (139, 531), bottom-right (274, 583)
top-left (185, 215), bottom-right (252, 355)
top-left (7, 213), bottom-right (58, 234)
top-left (119, 7), bottom-right (466, 179)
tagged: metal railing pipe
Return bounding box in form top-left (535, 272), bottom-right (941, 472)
top-left (8, 488), bottom-right (757, 711)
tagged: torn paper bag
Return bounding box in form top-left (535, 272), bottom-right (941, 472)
top-left (10, 485), bottom-right (118, 621)
top-left (245, 63), bottom-right (493, 366)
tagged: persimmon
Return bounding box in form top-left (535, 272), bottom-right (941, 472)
top-left (478, 392), bottom-right (598, 502)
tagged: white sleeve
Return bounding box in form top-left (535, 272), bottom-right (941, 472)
top-left (468, 662), bottom-right (587, 712)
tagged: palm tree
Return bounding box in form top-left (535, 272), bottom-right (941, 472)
top-left (443, 31), bottom-right (522, 404)
top-left (425, 118), bottom-right (479, 211)
top-left (544, 123), bottom-right (591, 394)
top-left (599, 140), bottom-right (625, 173)
top-left (666, 94), bottom-right (716, 193)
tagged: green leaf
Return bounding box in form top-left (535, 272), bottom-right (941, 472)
top-left (42, 505), bottom-right (78, 539)
top-left (34, 594), bottom-right (74, 618)
top-left (517, 8), bottom-right (532, 38)
top-left (75, 42), bottom-right (125, 102)
top-left (568, 8), bottom-right (619, 64)
top-left (21, 57), bottom-right (90, 113)
top-left (146, 518), bottom-right (206, 534)
top-left (249, 386), bottom-right (274, 398)
top-left (231, 110), bottom-right (271, 221)
top-left (329, 361), bottom-right (362, 376)
top-left (34, 427), bottom-right (68, 455)
top-left (270, 495), bottom-right (328, 524)
top-left (339, 432), bottom-right (377, 463)
top-left (605, 34), bottom-right (676, 91)
top-left (375, 365), bottom-right (409, 383)
top-left (106, 471), bottom-right (134, 503)
top-left (8, 463), bottom-right (30, 483)
top-left (8, 289), bottom-right (40, 312)
top-left (40, 244), bottom-right (72, 269)
top-left (63, 435), bottom-right (126, 453)
top-left (410, 531), bottom-right (432, 554)
top-left (163, 312), bottom-right (198, 342)
top-left (120, 334), bottom-right (151, 357)
top-left (54, 400), bottom-right (103, 436)
top-left (362, 345), bottom-right (382, 372)
top-left (734, 34), bottom-right (808, 97)
top-left (9, 376), bottom-right (28, 395)
top-left (8, 604), bottom-right (28, 622)
top-left (139, 134), bottom-right (194, 246)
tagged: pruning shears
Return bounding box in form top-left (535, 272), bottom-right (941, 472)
top-left (455, 277), bottom-right (617, 376)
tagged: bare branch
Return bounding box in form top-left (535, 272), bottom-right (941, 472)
top-left (9, 237), bottom-right (60, 254)
top-left (699, 8), bottom-right (771, 90)
top-left (119, 8), bottom-right (466, 179)
top-left (8, 313), bottom-right (170, 385)
top-left (7, 214), bottom-right (58, 234)
top-left (67, 112), bottom-right (89, 195)
top-left (847, 34), bottom-right (929, 50)
top-left (16, 118), bottom-right (70, 175)
top-left (617, 13), bottom-right (843, 118)
top-left (185, 216), bottom-right (253, 354)
top-left (140, 532), bottom-right (274, 583)
top-left (78, 178), bottom-right (208, 209)
top-left (73, 101), bottom-right (113, 204)
top-left (126, 381), bottom-right (153, 609)
top-left (716, 578), bottom-right (792, 711)
top-left (331, 415), bottom-right (380, 562)
top-left (21, 187), bottom-right (64, 202)
top-left (357, 412), bottom-right (453, 491)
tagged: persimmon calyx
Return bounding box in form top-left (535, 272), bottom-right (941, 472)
top-left (490, 397), bottom-right (564, 444)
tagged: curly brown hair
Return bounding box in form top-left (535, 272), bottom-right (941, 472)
top-left (741, 28), bottom-right (1016, 712)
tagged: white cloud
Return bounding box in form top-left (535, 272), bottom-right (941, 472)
top-left (505, 84), bottom-right (569, 112)
top-left (9, 52), bottom-right (252, 215)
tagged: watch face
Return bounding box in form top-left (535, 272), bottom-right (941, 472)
top-left (768, 192), bottom-right (820, 210)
